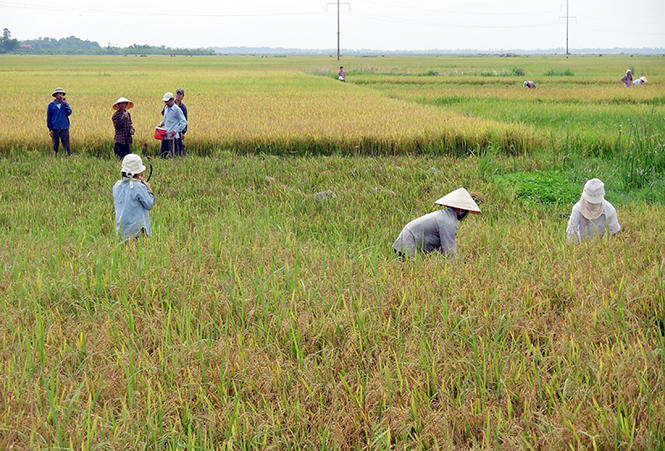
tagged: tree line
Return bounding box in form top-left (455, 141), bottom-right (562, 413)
top-left (0, 29), bottom-right (214, 55)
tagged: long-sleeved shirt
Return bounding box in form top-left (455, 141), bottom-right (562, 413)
top-left (392, 208), bottom-right (458, 256)
top-left (113, 177), bottom-right (155, 240)
top-left (46, 100), bottom-right (72, 130)
top-left (112, 110), bottom-right (134, 145)
top-left (566, 200), bottom-right (620, 243)
top-left (621, 74), bottom-right (633, 87)
top-left (161, 104), bottom-right (187, 139)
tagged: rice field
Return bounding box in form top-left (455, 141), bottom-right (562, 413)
top-left (1, 54), bottom-right (664, 450)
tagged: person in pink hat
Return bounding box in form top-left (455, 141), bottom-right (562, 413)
top-left (566, 178), bottom-right (621, 242)
top-left (392, 188), bottom-right (481, 258)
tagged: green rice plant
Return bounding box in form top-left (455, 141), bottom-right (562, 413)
top-left (543, 67), bottom-right (575, 76)
top-left (495, 170), bottom-right (580, 204)
top-left (616, 117), bottom-right (665, 190)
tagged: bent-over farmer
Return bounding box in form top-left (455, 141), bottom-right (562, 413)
top-left (566, 178), bottom-right (620, 243)
top-left (392, 187), bottom-right (481, 258)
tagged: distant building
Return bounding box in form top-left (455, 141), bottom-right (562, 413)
top-left (19, 44), bottom-right (32, 49)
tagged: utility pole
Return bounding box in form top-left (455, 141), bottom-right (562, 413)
top-left (327, 0), bottom-right (350, 61)
top-left (559, 0), bottom-right (576, 58)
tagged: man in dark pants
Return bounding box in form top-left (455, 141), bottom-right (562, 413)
top-left (158, 92), bottom-right (187, 158)
top-left (174, 88), bottom-right (188, 156)
top-left (47, 87), bottom-right (73, 156)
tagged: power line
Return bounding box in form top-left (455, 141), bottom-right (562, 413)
top-left (0, 1), bottom-right (324, 18)
top-left (350, 10), bottom-right (557, 29)
top-left (559, 0), bottom-right (576, 58)
top-left (355, 0), bottom-right (560, 16)
top-left (327, 0), bottom-right (351, 61)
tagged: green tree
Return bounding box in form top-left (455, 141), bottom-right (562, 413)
top-left (0, 28), bottom-right (19, 53)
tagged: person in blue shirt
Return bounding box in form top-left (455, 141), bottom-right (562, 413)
top-left (158, 92), bottom-right (187, 158)
top-left (46, 87), bottom-right (73, 155)
top-left (113, 154), bottom-right (155, 241)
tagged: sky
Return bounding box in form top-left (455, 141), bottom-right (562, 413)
top-left (2, 0), bottom-right (664, 51)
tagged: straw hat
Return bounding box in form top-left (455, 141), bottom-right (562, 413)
top-left (113, 97), bottom-right (134, 111)
top-left (581, 178), bottom-right (605, 204)
top-left (121, 154), bottom-right (146, 176)
top-left (434, 188), bottom-right (481, 214)
top-left (162, 92), bottom-right (174, 101)
top-left (52, 87), bottom-right (66, 97)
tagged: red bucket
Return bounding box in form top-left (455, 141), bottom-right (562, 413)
top-left (154, 127), bottom-right (166, 140)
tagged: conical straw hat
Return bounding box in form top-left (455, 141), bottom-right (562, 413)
top-left (113, 97), bottom-right (134, 110)
top-left (434, 188), bottom-right (481, 214)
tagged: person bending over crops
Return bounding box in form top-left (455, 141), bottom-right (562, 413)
top-left (392, 188), bottom-right (481, 258)
top-left (338, 66), bottom-right (346, 82)
top-left (158, 92), bottom-right (187, 158)
top-left (112, 97), bottom-right (135, 159)
top-left (566, 178), bottom-right (620, 243)
top-left (523, 80), bottom-right (536, 88)
top-left (113, 154), bottom-right (155, 241)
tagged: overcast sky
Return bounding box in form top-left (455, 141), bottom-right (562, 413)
top-left (2, 0), bottom-right (664, 51)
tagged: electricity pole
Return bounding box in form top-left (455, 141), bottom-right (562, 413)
top-left (559, 0), bottom-right (576, 58)
top-left (327, 0), bottom-right (350, 61)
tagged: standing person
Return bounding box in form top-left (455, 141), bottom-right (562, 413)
top-left (392, 188), bottom-right (481, 258)
top-left (158, 92), bottom-right (187, 158)
top-left (523, 80), bottom-right (536, 88)
top-left (174, 88), bottom-right (188, 156)
top-left (621, 69), bottom-right (633, 87)
top-left (338, 66), bottom-right (346, 82)
top-left (113, 154), bottom-right (155, 241)
top-left (566, 178), bottom-right (621, 243)
top-left (46, 87), bottom-right (73, 156)
top-left (112, 97), bottom-right (135, 159)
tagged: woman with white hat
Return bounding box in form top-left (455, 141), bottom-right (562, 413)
top-left (566, 178), bottom-right (621, 243)
top-left (112, 97), bottom-right (135, 159)
top-left (621, 69), bottom-right (633, 87)
top-left (392, 188), bottom-right (481, 258)
top-left (113, 154), bottom-right (155, 241)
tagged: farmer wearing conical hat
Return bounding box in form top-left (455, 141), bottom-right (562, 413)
top-left (46, 87), bottom-right (73, 156)
top-left (112, 97), bottom-right (135, 159)
top-left (392, 188), bottom-right (481, 258)
top-left (566, 178), bottom-right (620, 243)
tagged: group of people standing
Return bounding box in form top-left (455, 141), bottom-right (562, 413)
top-left (46, 87), bottom-right (188, 158)
top-left (112, 89), bottom-right (188, 159)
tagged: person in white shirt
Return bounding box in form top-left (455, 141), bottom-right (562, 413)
top-left (566, 178), bottom-right (620, 243)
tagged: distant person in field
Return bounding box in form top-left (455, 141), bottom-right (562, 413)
top-left (392, 188), bottom-right (481, 258)
top-left (174, 88), bottom-right (188, 156)
top-left (523, 80), bottom-right (536, 88)
top-left (113, 154), bottom-right (155, 241)
top-left (46, 87), bottom-right (72, 156)
top-left (338, 66), bottom-right (346, 82)
top-left (158, 92), bottom-right (187, 158)
top-left (566, 178), bottom-right (620, 243)
top-left (112, 97), bottom-right (135, 159)
top-left (633, 76), bottom-right (647, 85)
top-left (621, 69), bottom-right (633, 87)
